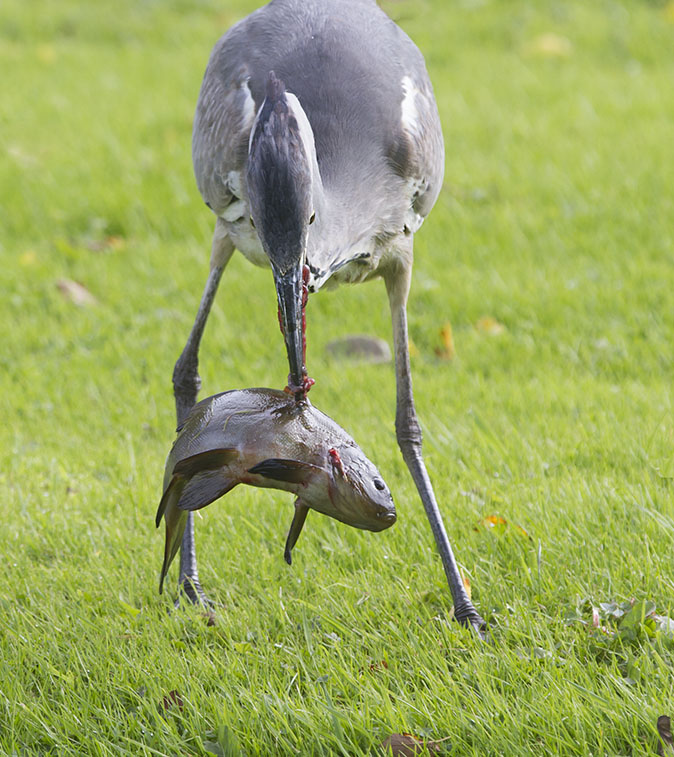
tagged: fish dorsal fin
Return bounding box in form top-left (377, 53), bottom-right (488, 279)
top-left (247, 458), bottom-right (320, 483)
top-left (173, 448), bottom-right (238, 477)
top-left (178, 471), bottom-right (237, 512)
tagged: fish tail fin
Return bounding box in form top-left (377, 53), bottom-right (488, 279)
top-left (156, 474), bottom-right (180, 528)
top-left (156, 476), bottom-right (188, 594)
top-left (177, 471), bottom-right (237, 512)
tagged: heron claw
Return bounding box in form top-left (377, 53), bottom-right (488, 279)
top-left (168, 581), bottom-right (217, 625)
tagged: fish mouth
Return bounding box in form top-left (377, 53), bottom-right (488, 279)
top-left (367, 508), bottom-right (397, 531)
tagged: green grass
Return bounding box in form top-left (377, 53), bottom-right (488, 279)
top-left (2, 0), bottom-right (674, 753)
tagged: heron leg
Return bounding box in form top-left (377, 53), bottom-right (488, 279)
top-left (384, 257), bottom-right (486, 636)
top-left (172, 219), bottom-right (234, 606)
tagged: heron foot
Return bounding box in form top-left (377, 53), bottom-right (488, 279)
top-left (454, 604), bottom-right (487, 640)
top-left (174, 578), bottom-right (217, 625)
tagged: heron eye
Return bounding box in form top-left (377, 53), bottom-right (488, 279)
top-left (309, 212), bottom-right (316, 225)
top-left (374, 479), bottom-right (385, 491)
top-left (249, 216), bottom-right (255, 228)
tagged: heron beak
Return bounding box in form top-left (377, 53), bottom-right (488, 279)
top-left (274, 262), bottom-right (307, 399)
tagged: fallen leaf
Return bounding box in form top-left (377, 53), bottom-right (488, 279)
top-left (477, 514), bottom-right (507, 530)
top-left (435, 322), bottom-right (455, 360)
top-left (159, 690), bottom-right (184, 714)
top-left (475, 316), bottom-right (505, 335)
top-left (326, 335), bottom-right (391, 363)
top-left (204, 609), bottom-right (217, 626)
top-left (475, 515), bottom-right (531, 541)
top-left (514, 524), bottom-right (530, 539)
top-left (56, 278), bottom-right (97, 306)
top-left (379, 733), bottom-right (444, 756)
top-left (658, 716), bottom-right (673, 756)
top-left (527, 33), bottom-right (573, 58)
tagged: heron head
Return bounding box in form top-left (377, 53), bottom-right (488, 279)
top-left (246, 72), bottom-right (316, 398)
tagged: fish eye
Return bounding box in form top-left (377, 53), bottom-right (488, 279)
top-left (373, 479), bottom-right (385, 491)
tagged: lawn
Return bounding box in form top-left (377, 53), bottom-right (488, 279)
top-left (1, 0), bottom-right (674, 754)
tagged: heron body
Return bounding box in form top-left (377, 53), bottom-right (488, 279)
top-left (171, 0), bottom-right (485, 633)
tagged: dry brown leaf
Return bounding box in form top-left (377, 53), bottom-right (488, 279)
top-left (360, 659), bottom-right (389, 674)
top-left (478, 515), bottom-right (508, 529)
top-left (379, 733), bottom-right (444, 756)
top-left (475, 515), bottom-right (531, 541)
top-left (159, 690), bottom-right (184, 713)
top-left (475, 316), bottom-right (505, 335)
top-left (435, 322), bottom-right (455, 360)
top-left (56, 278), bottom-right (97, 306)
top-left (527, 33), bottom-right (573, 58)
top-left (658, 716), bottom-right (673, 756)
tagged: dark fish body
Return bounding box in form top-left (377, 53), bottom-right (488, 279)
top-left (156, 388), bottom-right (396, 591)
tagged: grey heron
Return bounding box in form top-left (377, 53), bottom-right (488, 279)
top-left (171, 0), bottom-right (485, 633)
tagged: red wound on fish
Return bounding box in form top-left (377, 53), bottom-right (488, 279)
top-left (328, 448), bottom-right (344, 475)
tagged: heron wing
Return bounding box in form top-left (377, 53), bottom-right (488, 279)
top-left (193, 50), bottom-right (256, 217)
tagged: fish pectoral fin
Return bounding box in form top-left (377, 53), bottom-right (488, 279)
top-left (172, 447), bottom-right (238, 477)
top-left (177, 470), bottom-right (237, 511)
top-left (284, 500), bottom-right (309, 566)
top-left (247, 458), bottom-right (320, 484)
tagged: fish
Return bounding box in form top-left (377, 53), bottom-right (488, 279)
top-left (156, 388), bottom-right (396, 592)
